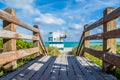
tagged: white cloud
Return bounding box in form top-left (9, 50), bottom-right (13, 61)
top-left (34, 13), bottom-right (65, 25)
top-left (69, 23), bottom-right (83, 30)
top-left (4, 0), bottom-right (40, 15)
top-left (2, 0), bottom-right (65, 26)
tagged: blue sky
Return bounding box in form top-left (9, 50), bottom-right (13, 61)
top-left (0, 0), bottom-right (120, 42)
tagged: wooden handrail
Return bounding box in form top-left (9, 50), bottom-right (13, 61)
top-left (0, 8), bottom-right (48, 69)
top-left (0, 9), bottom-right (39, 32)
top-left (84, 7), bottom-right (120, 32)
top-left (77, 7), bottom-right (120, 74)
top-left (84, 47), bottom-right (120, 67)
top-left (0, 47), bottom-right (39, 65)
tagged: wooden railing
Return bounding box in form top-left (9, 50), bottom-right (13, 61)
top-left (76, 7), bottom-right (120, 74)
top-left (0, 8), bottom-right (48, 69)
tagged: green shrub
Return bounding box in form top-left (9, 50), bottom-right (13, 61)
top-left (71, 47), bottom-right (77, 55)
top-left (0, 40), bottom-right (40, 77)
top-left (47, 46), bottom-right (60, 56)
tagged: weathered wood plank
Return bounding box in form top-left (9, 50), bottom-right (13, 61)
top-left (77, 57), bottom-right (105, 80)
top-left (49, 56), bottom-right (61, 80)
top-left (0, 56), bottom-right (118, 80)
top-left (84, 47), bottom-right (120, 67)
top-left (39, 32), bottom-right (48, 55)
top-left (58, 56), bottom-right (68, 80)
top-left (82, 57), bottom-right (117, 80)
top-left (30, 56), bottom-right (54, 80)
top-left (0, 56), bottom-right (43, 80)
top-left (39, 56), bottom-right (56, 80)
top-left (0, 47), bottom-right (39, 65)
top-left (84, 7), bottom-right (120, 32)
top-left (12, 56), bottom-right (49, 80)
top-left (84, 33), bottom-right (103, 40)
top-left (0, 30), bottom-right (39, 40)
top-left (75, 57), bottom-right (97, 80)
top-left (84, 47), bottom-right (103, 59)
top-left (67, 56), bottom-right (76, 80)
top-left (84, 28), bottom-right (120, 40)
top-left (103, 52), bottom-right (120, 67)
top-left (76, 32), bottom-right (84, 55)
top-left (69, 56), bottom-right (85, 80)
top-left (0, 9), bottom-right (39, 32)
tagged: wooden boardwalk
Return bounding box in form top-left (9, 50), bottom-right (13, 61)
top-left (0, 55), bottom-right (117, 80)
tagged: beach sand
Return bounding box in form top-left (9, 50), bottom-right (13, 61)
top-left (59, 48), bottom-right (73, 55)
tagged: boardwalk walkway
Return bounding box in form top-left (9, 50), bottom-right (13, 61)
top-left (0, 55), bottom-right (116, 80)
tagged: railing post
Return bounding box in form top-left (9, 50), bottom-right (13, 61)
top-left (3, 8), bottom-right (17, 70)
top-left (81, 24), bottom-right (90, 56)
top-left (33, 25), bottom-right (40, 56)
top-left (84, 24), bottom-right (90, 48)
top-left (103, 7), bottom-right (116, 74)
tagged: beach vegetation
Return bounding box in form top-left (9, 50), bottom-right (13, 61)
top-left (46, 46), bottom-right (60, 56)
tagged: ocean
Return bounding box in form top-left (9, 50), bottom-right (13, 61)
top-left (44, 42), bottom-right (120, 48)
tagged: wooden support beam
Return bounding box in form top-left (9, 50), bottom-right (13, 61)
top-left (33, 25), bottom-right (40, 56)
top-left (76, 31), bottom-right (84, 55)
top-left (3, 8), bottom-right (17, 70)
top-left (38, 27), bottom-right (48, 55)
top-left (80, 24), bottom-right (89, 56)
top-left (103, 7), bottom-right (116, 74)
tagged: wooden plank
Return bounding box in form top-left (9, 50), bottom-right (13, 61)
top-left (0, 56), bottom-right (43, 80)
top-left (39, 32), bottom-right (48, 55)
top-left (82, 57), bottom-right (117, 80)
top-left (84, 47), bottom-right (103, 59)
top-left (0, 9), bottom-right (39, 32)
top-left (67, 56), bottom-right (76, 80)
top-left (75, 57), bottom-right (97, 80)
top-left (69, 56), bottom-right (85, 80)
top-left (76, 57), bottom-right (104, 80)
top-left (0, 30), bottom-right (39, 40)
top-left (84, 7), bottom-right (120, 32)
top-left (12, 56), bottom-right (49, 80)
top-left (39, 56), bottom-right (56, 80)
top-left (103, 52), bottom-right (120, 67)
top-left (49, 56), bottom-right (62, 80)
top-left (84, 28), bottom-right (120, 40)
top-left (76, 32), bottom-right (84, 55)
top-left (58, 55), bottom-right (68, 80)
top-left (84, 33), bottom-right (103, 40)
top-left (76, 35), bottom-right (84, 56)
top-left (30, 56), bottom-right (54, 80)
top-left (0, 47), bottom-right (39, 65)
top-left (84, 47), bottom-right (120, 67)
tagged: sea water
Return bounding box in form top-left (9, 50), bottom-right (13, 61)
top-left (44, 42), bottom-right (120, 48)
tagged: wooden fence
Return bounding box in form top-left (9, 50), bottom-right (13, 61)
top-left (76, 7), bottom-right (120, 74)
top-left (0, 8), bottom-right (48, 69)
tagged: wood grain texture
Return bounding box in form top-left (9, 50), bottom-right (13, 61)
top-left (0, 56), bottom-right (117, 80)
top-left (0, 47), bottom-right (39, 65)
top-left (0, 30), bottom-right (39, 40)
top-left (0, 9), bottom-right (39, 32)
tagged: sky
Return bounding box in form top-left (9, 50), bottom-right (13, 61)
top-left (0, 0), bottom-right (120, 42)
